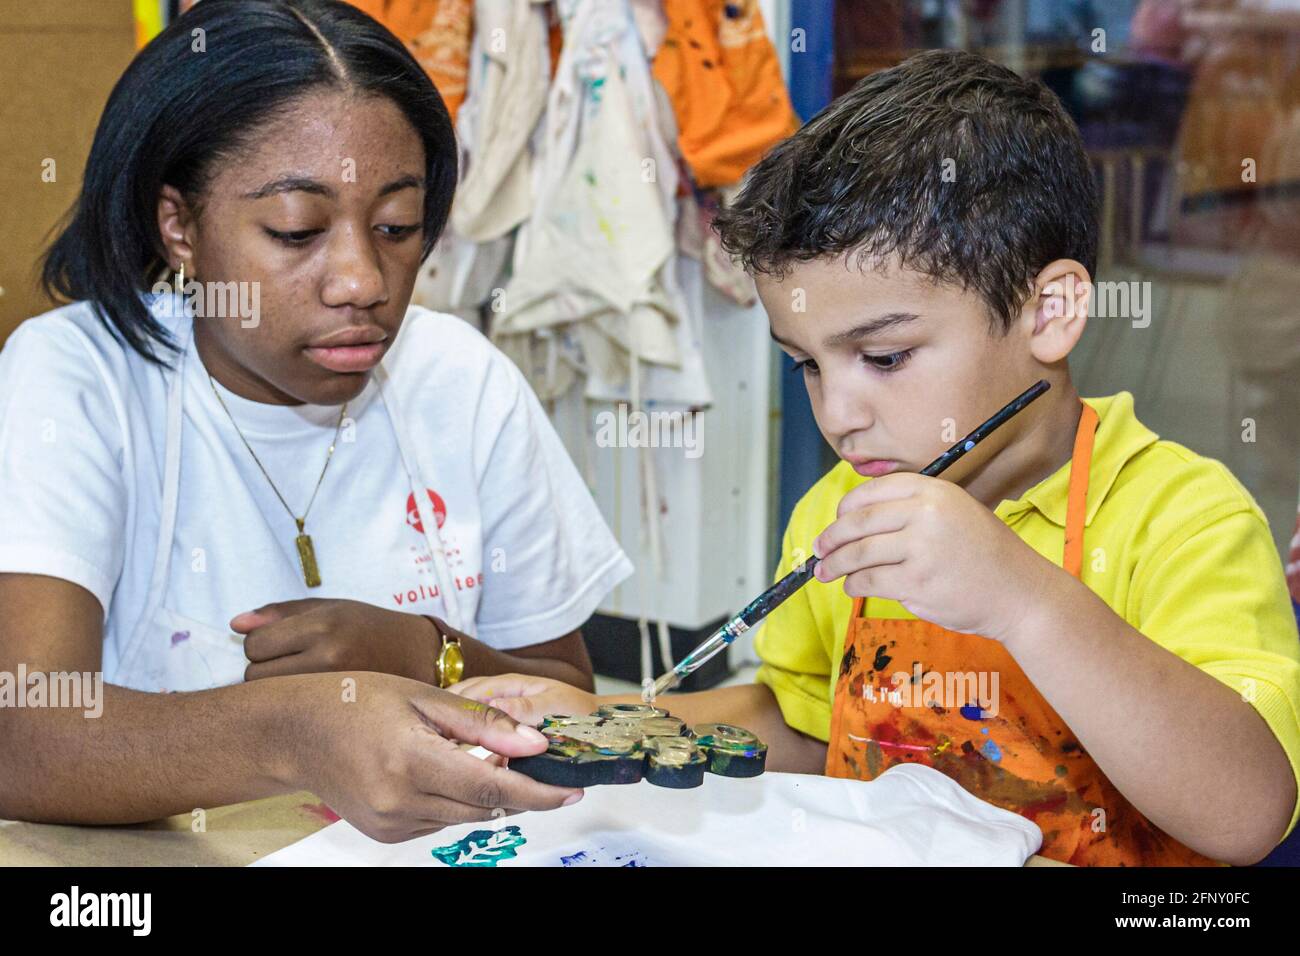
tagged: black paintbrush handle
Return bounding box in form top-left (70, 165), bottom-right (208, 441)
top-left (918, 379), bottom-right (1050, 477)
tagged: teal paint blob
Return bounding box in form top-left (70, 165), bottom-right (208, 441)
top-left (431, 826), bottom-right (527, 867)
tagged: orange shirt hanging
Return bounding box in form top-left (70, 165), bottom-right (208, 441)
top-left (347, 0), bottom-right (472, 122)
top-left (653, 0), bottom-right (800, 188)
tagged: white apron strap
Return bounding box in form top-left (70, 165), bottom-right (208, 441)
top-left (116, 314), bottom-right (190, 679)
top-left (372, 363), bottom-right (466, 632)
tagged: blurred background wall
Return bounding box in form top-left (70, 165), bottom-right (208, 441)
top-left (0, 0), bottom-right (136, 341)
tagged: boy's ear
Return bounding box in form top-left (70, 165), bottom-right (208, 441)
top-left (1023, 258), bottom-right (1090, 363)
top-left (156, 183), bottom-right (198, 274)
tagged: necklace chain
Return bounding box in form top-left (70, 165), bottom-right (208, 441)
top-left (207, 374), bottom-right (348, 531)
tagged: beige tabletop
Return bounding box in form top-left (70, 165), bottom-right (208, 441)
top-left (0, 792), bottom-right (1066, 866)
top-left (0, 792), bottom-right (340, 866)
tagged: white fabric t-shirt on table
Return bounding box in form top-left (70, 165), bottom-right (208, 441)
top-left (0, 295), bottom-right (633, 692)
top-left (253, 763), bottom-right (1045, 867)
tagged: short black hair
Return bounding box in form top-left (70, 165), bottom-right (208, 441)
top-left (41, 0), bottom-right (458, 366)
top-left (714, 49), bottom-right (1098, 330)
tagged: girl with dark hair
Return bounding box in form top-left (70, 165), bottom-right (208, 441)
top-left (0, 0), bottom-right (628, 838)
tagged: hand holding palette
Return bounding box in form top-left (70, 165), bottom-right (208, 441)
top-left (508, 703), bottom-right (767, 789)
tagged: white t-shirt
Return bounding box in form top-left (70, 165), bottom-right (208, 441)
top-left (0, 295), bottom-right (633, 692)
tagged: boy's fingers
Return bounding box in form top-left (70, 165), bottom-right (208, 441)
top-left (834, 472), bottom-right (925, 520)
top-left (450, 674), bottom-right (553, 702)
top-left (448, 676), bottom-right (506, 700)
top-left (816, 531), bottom-right (909, 583)
top-left (447, 676), bottom-right (491, 697)
top-left (842, 563), bottom-right (908, 601)
top-left (815, 498), bottom-right (913, 562)
top-left (489, 696), bottom-right (546, 725)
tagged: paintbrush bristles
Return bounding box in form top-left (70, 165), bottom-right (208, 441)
top-left (643, 670), bottom-right (681, 703)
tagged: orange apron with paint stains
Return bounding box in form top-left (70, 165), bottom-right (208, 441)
top-left (825, 404), bottom-right (1217, 866)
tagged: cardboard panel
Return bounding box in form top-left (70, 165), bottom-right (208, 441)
top-left (0, 0), bottom-right (135, 343)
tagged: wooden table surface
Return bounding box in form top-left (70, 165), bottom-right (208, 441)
top-left (0, 792), bottom-right (340, 866)
top-left (0, 791), bottom-right (1066, 866)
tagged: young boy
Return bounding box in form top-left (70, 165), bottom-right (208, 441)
top-left (454, 50), bottom-right (1300, 866)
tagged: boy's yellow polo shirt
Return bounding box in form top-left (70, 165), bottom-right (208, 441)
top-left (756, 392), bottom-right (1300, 837)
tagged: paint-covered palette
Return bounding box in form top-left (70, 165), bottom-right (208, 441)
top-left (508, 703), bottom-right (767, 789)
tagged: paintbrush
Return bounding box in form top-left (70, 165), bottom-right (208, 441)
top-left (642, 379), bottom-right (1052, 702)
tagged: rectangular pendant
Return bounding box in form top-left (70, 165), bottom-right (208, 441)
top-left (295, 533), bottom-right (322, 588)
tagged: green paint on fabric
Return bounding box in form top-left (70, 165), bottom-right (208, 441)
top-left (431, 826), bottom-right (526, 867)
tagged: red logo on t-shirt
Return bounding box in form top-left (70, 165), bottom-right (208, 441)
top-left (407, 488), bottom-right (447, 533)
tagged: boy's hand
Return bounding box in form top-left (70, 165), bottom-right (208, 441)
top-left (451, 674), bottom-right (598, 726)
top-left (813, 472), bottom-right (1060, 642)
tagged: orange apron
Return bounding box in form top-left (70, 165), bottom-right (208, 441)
top-left (825, 404), bottom-right (1217, 866)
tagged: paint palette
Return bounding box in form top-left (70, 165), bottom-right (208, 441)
top-left (508, 703), bottom-right (767, 790)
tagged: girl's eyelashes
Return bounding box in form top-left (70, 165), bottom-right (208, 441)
top-left (262, 224), bottom-right (422, 246)
top-left (376, 223), bottom-right (421, 239)
top-left (263, 227), bottom-right (322, 246)
top-left (790, 357), bottom-right (819, 376)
